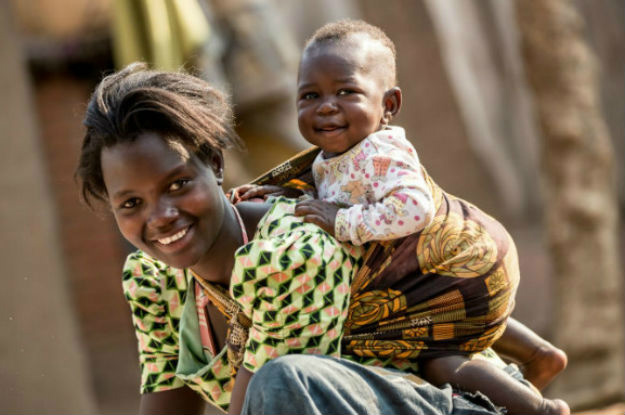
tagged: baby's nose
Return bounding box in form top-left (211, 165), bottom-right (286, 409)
top-left (317, 99), bottom-right (338, 114)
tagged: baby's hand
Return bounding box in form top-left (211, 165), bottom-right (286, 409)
top-left (229, 184), bottom-right (303, 203)
top-left (294, 199), bottom-right (340, 237)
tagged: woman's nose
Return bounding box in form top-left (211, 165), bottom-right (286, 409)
top-left (147, 201), bottom-right (178, 229)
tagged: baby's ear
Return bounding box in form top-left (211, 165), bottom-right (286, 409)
top-left (382, 87), bottom-right (402, 125)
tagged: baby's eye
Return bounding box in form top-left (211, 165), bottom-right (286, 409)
top-left (337, 89), bottom-right (355, 96)
top-left (169, 179), bottom-right (190, 192)
top-left (300, 92), bottom-right (318, 100)
top-left (120, 198), bottom-right (141, 209)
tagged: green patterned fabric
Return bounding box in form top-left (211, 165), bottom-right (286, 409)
top-left (122, 257), bottom-right (189, 393)
top-left (122, 198), bottom-right (362, 409)
top-left (123, 253), bottom-right (234, 409)
top-left (230, 197), bottom-right (362, 372)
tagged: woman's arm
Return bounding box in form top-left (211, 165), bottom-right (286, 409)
top-left (230, 198), bottom-right (357, 376)
top-left (139, 386), bottom-right (205, 415)
top-left (228, 367), bottom-right (254, 415)
top-left (236, 200), bottom-right (273, 238)
top-left (123, 253), bottom-right (211, 412)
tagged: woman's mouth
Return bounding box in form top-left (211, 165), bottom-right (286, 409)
top-left (151, 224), bottom-right (193, 252)
top-left (157, 227), bottom-right (189, 245)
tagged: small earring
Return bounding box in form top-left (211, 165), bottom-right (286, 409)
top-left (384, 112), bottom-right (393, 127)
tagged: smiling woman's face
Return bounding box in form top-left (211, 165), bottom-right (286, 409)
top-left (101, 132), bottom-right (225, 269)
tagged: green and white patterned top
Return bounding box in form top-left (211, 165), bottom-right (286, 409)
top-left (122, 198), bottom-right (363, 411)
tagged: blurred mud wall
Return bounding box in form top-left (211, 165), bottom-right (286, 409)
top-left (0, 2), bottom-right (95, 413)
top-left (6, 0), bottom-right (140, 413)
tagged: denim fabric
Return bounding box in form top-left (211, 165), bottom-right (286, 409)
top-left (242, 355), bottom-right (504, 415)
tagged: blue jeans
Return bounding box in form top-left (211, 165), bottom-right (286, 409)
top-left (242, 355), bottom-right (503, 415)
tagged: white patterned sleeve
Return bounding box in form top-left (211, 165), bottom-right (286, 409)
top-left (334, 153), bottom-right (434, 245)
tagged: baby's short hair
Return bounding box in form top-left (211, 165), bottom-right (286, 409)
top-left (305, 19), bottom-right (397, 85)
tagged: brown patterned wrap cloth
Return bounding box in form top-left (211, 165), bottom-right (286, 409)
top-left (251, 146), bottom-right (519, 363)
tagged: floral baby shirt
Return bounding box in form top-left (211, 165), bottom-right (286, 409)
top-left (313, 126), bottom-right (434, 245)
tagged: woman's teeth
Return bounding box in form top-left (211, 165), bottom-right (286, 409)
top-left (158, 228), bottom-right (187, 245)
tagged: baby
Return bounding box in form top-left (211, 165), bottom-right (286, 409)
top-left (238, 19), bottom-right (569, 415)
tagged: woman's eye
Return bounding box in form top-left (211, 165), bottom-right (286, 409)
top-left (169, 179), bottom-right (190, 192)
top-left (121, 198), bottom-right (141, 209)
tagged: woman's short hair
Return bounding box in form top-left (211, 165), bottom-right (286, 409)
top-left (76, 62), bottom-right (242, 206)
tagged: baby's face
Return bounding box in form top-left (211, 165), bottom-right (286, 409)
top-left (297, 37), bottom-right (390, 158)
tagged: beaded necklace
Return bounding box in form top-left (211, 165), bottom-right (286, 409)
top-left (190, 204), bottom-right (251, 374)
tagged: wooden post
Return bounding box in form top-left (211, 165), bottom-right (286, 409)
top-left (516, 0), bottom-right (625, 408)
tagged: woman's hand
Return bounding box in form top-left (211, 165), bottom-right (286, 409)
top-left (295, 199), bottom-right (340, 237)
top-left (229, 184), bottom-right (303, 203)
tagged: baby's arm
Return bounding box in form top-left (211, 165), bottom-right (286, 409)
top-left (335, 155), bottom-right (434, 245)
top-left (229, 184), bottom-right (303, 203)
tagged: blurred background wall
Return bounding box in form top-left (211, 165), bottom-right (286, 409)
top-left (0, 0), bottom-right (623, 413)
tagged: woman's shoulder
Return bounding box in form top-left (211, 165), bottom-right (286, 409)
top-left (123, 250), bottom-right (174, 280)
top-left (236, 196), bottom-right (363, 262)
top-left (251, 196), bottom-right (307, 239)
top-left (122, 250), bottom-right (190, 300)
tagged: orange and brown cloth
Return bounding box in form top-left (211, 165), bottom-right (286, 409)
top-left (252, 147), bottom-right (520, 367)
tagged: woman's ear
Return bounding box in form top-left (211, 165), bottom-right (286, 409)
top-left (209, 150), bottom-right (224, 185)
top-left (382, 87), bottom-right (402, 126)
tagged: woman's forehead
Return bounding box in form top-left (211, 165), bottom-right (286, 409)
top-left (107, 133), bottom-right (191, 163)
top-left (101, 133), bottom-right (199, 195)
top-left (164, 138), bottom-right (193, 162)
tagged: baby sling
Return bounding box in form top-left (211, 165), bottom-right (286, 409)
top-left (195, 146), bottom-right (519, 373)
